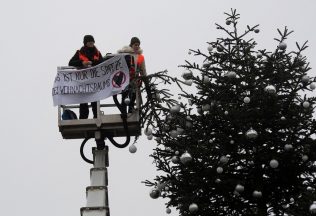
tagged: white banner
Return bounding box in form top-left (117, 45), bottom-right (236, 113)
top-left (52, 54), bottom-right (130, 106)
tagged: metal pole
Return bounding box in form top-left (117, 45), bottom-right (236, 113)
top-left (80, 147), bottom-right (110, 216)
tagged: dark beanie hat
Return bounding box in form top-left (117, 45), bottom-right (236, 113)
top-left (83, 35), bottom-right (95, 45)
top-left (130, 37), bottom-right (140, 46)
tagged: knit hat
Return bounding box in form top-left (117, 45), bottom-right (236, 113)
top-left (130, 37), bottom-right (141, 46)
top-left (83, 35), bottom-right (95, 45)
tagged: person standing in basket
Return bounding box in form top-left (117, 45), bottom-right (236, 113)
top-left (117, 37), bottom-right (147, 113)
top-left (69, 35), bottom-right (104, 119)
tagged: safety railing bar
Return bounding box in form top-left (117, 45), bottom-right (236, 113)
top-left (60, 104), bottom-right (117, 109)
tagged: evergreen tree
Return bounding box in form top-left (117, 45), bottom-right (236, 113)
top-left (140, 9), bottom-right (316, 216)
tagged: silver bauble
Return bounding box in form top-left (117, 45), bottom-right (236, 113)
top-left (284, 144), bottom-right (293, 151)
top-left (147, 134), bottom-right (153, 140)
top-left (253, 190), bottom-right (262, 198)
top-left (254, 29), bottom-right (260, 33)
top-left (230, 140), bottom-right (235, 144)
top-left (144, 128), bottom-right (152, 136)
top-left (220, 156), bottom-right (229, 164)
top-left (177, 127), bottom-right (184, 135)
top-left (171, 156), bottom-right (179, 164)
top-left (166, 208), bottom-right (171, 214)
top-left (302, 155), bottom-right (309, 161)
top-left (302, 75), bottom-right (310, 84)
top-left (303, 101), bottom-right (310, 108)
top-left (246, 128), bottom-right (258, 139)
top-left (175, 150), bottom-right (180, 155)
top-left (129, 144), bottom-right (137, 153)
top-left (216, 167), bottom-right (223, 174)
top-left (215, 178), bottom-right (221, 183)
top-left (186, 121), bottom-right (193, 128)
top-left (310, 83), bottom-right (316, 90)
top-left (281, 116), bottom-right (286, 121)
top-left (149, 188), bottom-right (160, 199)
top-left (278, 42), bottom-right (287, 50)
top-left (264, 85), bottom-right (276, 94)
top-left (226, 71), bottom-right (237, 78)
top-left (307, 186), bottom-right (313, 192)
top-left (155, 137), bottom-right (161, 142)
top-left (224, 111), bottom-right (229, 115)
top-left (169, 130), bottom-right (178, 138)
top-left (182, 70), bottom-right (192, 80)
top-left (184, 79), bottom-right (193, 86)
top-left (243, 97), bottom-right (251, 104)
top-left (180, 152), bottom-right (192, 164)
top-left (257, 52), bottom-right (262, 58)
top-left (207, 45), bottom-right (213, 52)
top-left (310, 201), bottom-right (316, 213)
top-left (124, 98), bottom-right (130, 105)
top-left (270, 159), bottom-right (279, 168)
top-left (203, 75), bottom-right (210, 84)
top-left (235, 184), bottom-right (244, 193)
top-left (170, 104), bottom-right (181, 113)
top-left (189, 203), bottom-right (199, 213)
top-left (202, 104), bottom-right (210, 111)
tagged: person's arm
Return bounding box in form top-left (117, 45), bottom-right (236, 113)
top-left (68, 51), bottom-right (83, 67)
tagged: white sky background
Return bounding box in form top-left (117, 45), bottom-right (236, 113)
top-left (0, 0), bottom-right (315, 216)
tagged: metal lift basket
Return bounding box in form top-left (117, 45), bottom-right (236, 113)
top-left (57, 54), bottom-right (142, 140)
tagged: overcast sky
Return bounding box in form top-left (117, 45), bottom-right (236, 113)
top-left (0, 1), bottom-right (315, 216)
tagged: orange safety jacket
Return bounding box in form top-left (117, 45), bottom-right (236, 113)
top-left (79, 50), bottom-right (101, 62)
top-left (130, 54), bottom-right (144, 79)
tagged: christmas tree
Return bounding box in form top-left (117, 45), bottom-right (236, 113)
top-left (140, 9), bottom-right (316, 216)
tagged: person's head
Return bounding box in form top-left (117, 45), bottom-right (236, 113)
top-left (83, 35), bottom-right (95, 48)
top-left (130, 37), bottom-right (140, 52)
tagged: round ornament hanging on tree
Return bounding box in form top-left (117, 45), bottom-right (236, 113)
top-left (246, 128), bottom-right (258, 139)
top-left (220, 156), bottom-right (229, 164)
top-left (270, 159), bottom-right (279, 168)
top-left (182, 70), bottom-right (193, 80)
top-left (203, 75), bottom-right (210, 84)
top-left (180, 152), bottom-right (192, 164)
top-left (184, 79), bottom-right (193, 86)
top-left (278, 42), bottom-right (287, 50)
top-left (144, 128), bottom-right (152, 136)
top-left (147, 134), bottom-right (153, 140)
top-left (129, 144), bottom-right (137, 153)
top-left (169, 130), bottom-right (178, 138)
top-left (171, 156), bottom-right (179, 164)
top-left (303, 101), bottom-right (310, 108)
top-left (253, 190), bottom-right (262, 198)
top-left (216, 167), bottom-right (223, 174)
top-left (170, 104), bottom-right (181, 113)
top-left (302, 75), bottom-right (310, 84)
top-left (226, 71), bottom-right (237, 78)
top-left (284, 144), bottom-right (293, 151)
top-left (243, 97), bottom-right (250, 104)
top-left (149, 188), bottom-right (160, 199)
top-left (166, 208), bottom-right (171, 214)
top-left (264, 85), bottom-right (276, 94)
top-left (310, 83), bottom-right (316, 90)
top-left (310, 201), bottom-right (316, 213)
top-left (235, 184), bottom-right (244, 193)
top-left (207, 45), bottom-right (213, 52)
top-left (189, 203), bottom-right (199, 213)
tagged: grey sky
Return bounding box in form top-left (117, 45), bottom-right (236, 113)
top-left (0, 1), bottom-right (315, 216)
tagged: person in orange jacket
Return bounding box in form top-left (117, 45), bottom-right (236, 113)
top-left (117, 37), bottom-right (147, 113)
top-left (69, 35), bottom-right (104, 119)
